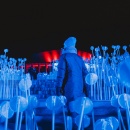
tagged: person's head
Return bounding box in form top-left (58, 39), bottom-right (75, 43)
top-left (63, 36), bottom-right (77, 49)
top-left (62, 36), bottom-right (77, 54)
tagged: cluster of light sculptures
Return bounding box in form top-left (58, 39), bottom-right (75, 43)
top-left (0, 45), bottom-right (130, 130)
top-left (0, 49), bottom-right (28, 99)
top-left (85, 45), bottom-right (130, 100)
top-left (85, 45), bottom-right (130, 130)
top-left (0, 49), bottom-right (38, 130)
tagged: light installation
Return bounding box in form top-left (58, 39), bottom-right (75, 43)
top-left (26, 49), bottom-right (92, 73)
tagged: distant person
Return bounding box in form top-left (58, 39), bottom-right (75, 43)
top-left (28, 65), bottom-right (37, 80)
top-left (56, 36), bottom-right (89, 129)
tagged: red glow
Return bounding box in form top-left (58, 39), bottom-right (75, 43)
top-left (51, 50), bottom-right (60, 61)
top-left (78, 50), bottom-right (92, 60)
top-left (27, 50), bottom-right (92, 73)
top-left (36, 49), bottom-right (91, 63)
top-left (77, 51), bottom-right (82, 56)
top-left (42, 51), bottom-right (52, 62)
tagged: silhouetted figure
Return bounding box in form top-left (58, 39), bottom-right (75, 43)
top-left (56, 36), bottom-right (89, 129)
top-left (28, 65), bottom-right (37, 80)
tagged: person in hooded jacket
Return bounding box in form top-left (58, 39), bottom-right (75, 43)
top-left (56, 36), bottom-right (89, 129)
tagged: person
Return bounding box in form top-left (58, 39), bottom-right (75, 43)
top-left (28, 65), bottom-right (37, 80)
top-left (56, 36), bottom-right (89, 129)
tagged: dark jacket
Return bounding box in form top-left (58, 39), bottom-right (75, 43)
top-left (56, 48), bottom-right (88, 103)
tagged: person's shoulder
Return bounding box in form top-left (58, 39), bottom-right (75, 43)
top-left (60, 54), bottom-right (66, 57)
top-left (64, 53), bottom-right (77, 57)
top-left (59, 54), bottom-right (66, 59)
top-left (77, 54), bottom-right (83, 59)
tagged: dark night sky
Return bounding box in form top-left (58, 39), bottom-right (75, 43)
top-left (1, 1), bottom-right (130, 62)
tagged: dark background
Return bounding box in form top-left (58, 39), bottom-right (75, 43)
top-left (1, 1), bottom-right (130, 62)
